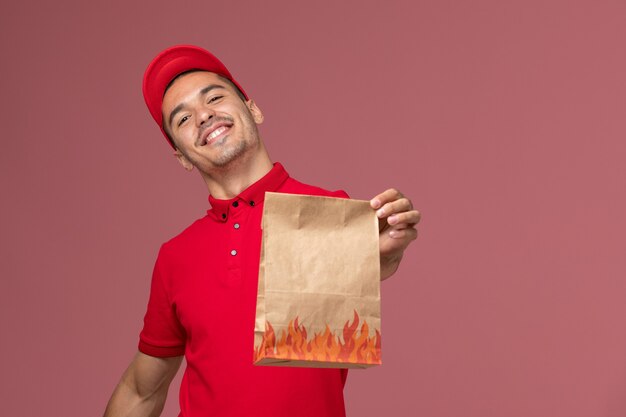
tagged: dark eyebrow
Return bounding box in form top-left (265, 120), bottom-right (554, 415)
top-left (167, 84), bottom-right (226, 127)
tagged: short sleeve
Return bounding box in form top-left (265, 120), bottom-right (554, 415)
top-left (138, 245), bottom-right (186, 357)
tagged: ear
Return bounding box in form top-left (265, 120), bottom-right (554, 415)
top-left (173, 149), bottom-right (194, 172)
top-left (246, 99), bottom-right (264, 124)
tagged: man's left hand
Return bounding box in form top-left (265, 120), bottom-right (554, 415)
top-left (370, 188), bottom-right (421, 280)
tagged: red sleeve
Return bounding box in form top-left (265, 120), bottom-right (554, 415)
top-left (138, 244), bottom-right (186, 357)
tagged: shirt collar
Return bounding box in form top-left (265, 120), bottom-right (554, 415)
top-left (207, 162), bottom-right (290, 222)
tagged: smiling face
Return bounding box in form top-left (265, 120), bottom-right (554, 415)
top-left (161, 71), bottom-right (264, 174)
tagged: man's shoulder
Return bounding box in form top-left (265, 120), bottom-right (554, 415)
top-left (280, 177), bottom-right (350, 199)
top-left (158, 215), bottom-right (209, 255)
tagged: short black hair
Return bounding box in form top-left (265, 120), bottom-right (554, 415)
top-left (161, 70), bottom-right (248, 148)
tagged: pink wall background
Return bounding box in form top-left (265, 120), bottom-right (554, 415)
top-left (1, 1), bottom-right (625, 416)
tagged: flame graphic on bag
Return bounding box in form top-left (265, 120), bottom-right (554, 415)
top-left (254, 310), bottom-right (381, 367)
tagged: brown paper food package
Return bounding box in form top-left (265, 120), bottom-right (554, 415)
top-left (253, 192), bottom-right (381, 368)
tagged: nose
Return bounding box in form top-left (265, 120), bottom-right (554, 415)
top-left (197, 106), bottom-right (215, 127)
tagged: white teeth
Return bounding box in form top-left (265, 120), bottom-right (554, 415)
top-left (208, 126), bottom-right (227, 140)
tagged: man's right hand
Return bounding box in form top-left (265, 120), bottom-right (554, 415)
top-left (103, 351), bottom-right (183, 417)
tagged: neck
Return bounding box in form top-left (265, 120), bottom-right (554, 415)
top-left (200, 145), bottom-right (274, 199)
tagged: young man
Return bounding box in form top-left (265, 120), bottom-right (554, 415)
top-left (103, 45), bottom-right (421, 417)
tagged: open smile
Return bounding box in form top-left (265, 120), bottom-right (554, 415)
top-left (200, 123), bottom-right (233, 146)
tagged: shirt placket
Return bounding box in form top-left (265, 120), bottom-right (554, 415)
top-left (226, 199), bottom-right (245, 285)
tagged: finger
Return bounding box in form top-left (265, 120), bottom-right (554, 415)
top-left (388, 221), bottom-right (418, 232)
top-left (376, 197), bottom-right (413, 218)
top-left (387, 210), bottom-right (421, 226)
top-left (370, 188), bottom-right (403, 209)
top-left (388, 227), bottom-right (418, 240)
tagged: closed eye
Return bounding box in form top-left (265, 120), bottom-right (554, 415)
top-left (208, 95), bottom-right (223, 104)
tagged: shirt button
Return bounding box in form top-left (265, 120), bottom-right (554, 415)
top-left (234, 223), bottom-right (240, 229)
top-left (230, 249), bottom-right (238, 256)
top-left (233, 201), bottom-right (239, 207)
top-left (249, 200), bottom-right (255, 206)
top-left (221, 213), bottom-right (226, 219)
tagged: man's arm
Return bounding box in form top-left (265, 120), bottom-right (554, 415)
top-left (103, 351), bottom-right (183, 417)
top-left (370, 188), bottom-right (421, 280)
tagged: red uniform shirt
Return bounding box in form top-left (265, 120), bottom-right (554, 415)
top-left (139, 162), bottom-right (350, 417)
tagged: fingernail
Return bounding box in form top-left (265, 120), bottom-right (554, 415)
top-left (371, 199), bottom-right (381, 209)
top-left (376, 208), bottom-right (385, 217)
top-left (388, 215), bottom-right (397, 224)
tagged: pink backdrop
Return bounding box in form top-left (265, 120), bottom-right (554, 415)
top-left (1, 1), bottom-right (625, 416)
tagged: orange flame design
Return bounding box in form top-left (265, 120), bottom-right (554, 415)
top-left (254, 310), bottom-right (381, 366)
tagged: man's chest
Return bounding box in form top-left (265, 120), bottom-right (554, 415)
top-left (168, 208), bottom-right (264, 344)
